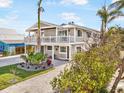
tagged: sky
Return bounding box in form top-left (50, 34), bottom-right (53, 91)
top-left (0, 0), bottom-right (124, 35)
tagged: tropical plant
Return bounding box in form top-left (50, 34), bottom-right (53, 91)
top-left (30, 53), bottom-right (46, 64)
top-left (20, 52), bottom-right (46, 65)
top-left (110, 0), bottom-right (124, 10)
top-left (97, 5), bottom-right (123, 43)
top-left (37, 0), bottom-right (44, 52)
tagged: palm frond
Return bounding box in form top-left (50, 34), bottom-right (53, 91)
top-left (38, 0), bottom-right (42, 7)
top-left (110, 0), bottom-right (124, 10)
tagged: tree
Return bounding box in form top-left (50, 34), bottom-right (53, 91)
top-left (51, 28), bottom-right (122, 93)
top-left (97, 5), bottom-right (123, 43)
top-left (37, 0), bottom-right (44, 52)
top-left (110, 0), bottom-right (124, 10)
top-left (109, 27), bottom-right (124, 93)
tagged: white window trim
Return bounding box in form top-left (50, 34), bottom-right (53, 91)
top-left (58, 30), bottom-right (68, 36)
top-left (77, 30), bottom-right (83, 37)
top-left (47, 46), bottom-right (52, 51)
top-left (75, 45), bottom-right (82, 52)
top-left (59, 46), bottom-right (67, 54)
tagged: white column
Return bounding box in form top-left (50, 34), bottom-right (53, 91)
top-left (52, 45), bottom-right (55, 63)
top-left (56, 27), bottom-right (58, 36)
top-left (56, 27), bottom-right (58, 43)
top-left (67, 28), bottom-right (70, 43)
top-left (29, 32), bottom-right (31, 36)
top-left (74, 27), bottom-right (76, 42)
top-left (35, 46), bottom-right (37, 53)
top-left (24, 43), bottom-right (27, 54)
top-left (69, 45), bottom-right (72, 61)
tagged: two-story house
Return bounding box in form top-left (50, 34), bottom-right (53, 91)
top-left (25, 21), bottom-right (100, 61)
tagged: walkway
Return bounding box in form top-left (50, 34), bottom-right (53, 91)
top-left (0, 60), bottom-right (68, 93)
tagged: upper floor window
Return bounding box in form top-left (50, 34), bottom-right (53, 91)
top-left (58, 30), bottom-right (67, 36)
top-left (93, 33), bottom-right (97, 38)
top-left (86, 32), bottom-right (91, 38)
top-left (77, 30), bottom-right (82, 37)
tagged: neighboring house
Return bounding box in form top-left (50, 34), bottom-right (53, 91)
top-left (0, 28), bottom-right (25, 55)
top-left (25, 21), bottom-right (100, 61)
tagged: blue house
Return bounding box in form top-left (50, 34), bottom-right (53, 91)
top-left (0, 28), bottom-right (25, 55)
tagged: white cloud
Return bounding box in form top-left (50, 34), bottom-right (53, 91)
top-left (60, 12), bottom-right (80, 21)
top-left (0, 11), bottom-right (19, 26)
top-left (60, 0), bottom-right (88, 5)
top-left (45, 1), bottom-right (57, 6)
top-left (0, 0), bottom-right (12, 8)
top-left (59, 12), bottom-right (84, 25)
top-left (112, 0), bottom-right (119, 3)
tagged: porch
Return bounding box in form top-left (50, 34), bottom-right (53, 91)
top-left (42, 45), bottom-right (71, 61)
top-left (25, 36), bottom-right (87, 45)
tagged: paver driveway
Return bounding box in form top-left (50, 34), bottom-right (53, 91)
top-left (0, 60), bottom-right (68, 93)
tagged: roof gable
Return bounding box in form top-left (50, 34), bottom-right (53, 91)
top-left (26, 20), bottom-right (59, 31)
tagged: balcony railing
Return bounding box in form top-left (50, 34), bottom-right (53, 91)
top-left (25, 36), bottom-right (86, 44)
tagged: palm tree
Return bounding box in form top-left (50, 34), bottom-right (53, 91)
top-left (37, 0), bottom-right (44, 52)
top-left (97, 5), bottom-right (123, 43)
top-left (110, 0), bottom-right (124, 10)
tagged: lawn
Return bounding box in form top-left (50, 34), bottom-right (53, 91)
top-left (0, 64), bottom-right (54, 90)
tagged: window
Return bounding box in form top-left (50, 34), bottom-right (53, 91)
top-left (47, 46), bottom-right (52, 50)
top-left (77, 30), bottom-right (82, 37)
top-left (60, 47), bottom-right (66, 53)
top-left (77, 47), bottom-right (82, 52)
top-left (86, 32), bottom-right (91, 38)
top-left (58, 31), bottom-right (67, 36)
top-left (93, 33), bottom-right (97, 38)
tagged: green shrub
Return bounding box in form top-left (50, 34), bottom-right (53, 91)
top-left (0, 73), bottom-right (22, 90)
top-left (3, 51), bottom-right (9, 56)
top-left (21, 52), bottom-right (46, 64)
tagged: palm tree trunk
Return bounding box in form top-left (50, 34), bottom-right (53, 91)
top-left (100, 21), bottom-right (104, 45)
top-left (110, 59), bottom-right (124, 93)
top-left (100, 21), bottom-right (107, 45)
top-left (37, 0), bottom-right (42, 53)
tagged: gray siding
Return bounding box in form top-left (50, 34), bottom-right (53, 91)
top-left (44, 28), bottom-right (56, 36)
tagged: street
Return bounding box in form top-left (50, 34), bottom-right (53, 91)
top-left (0, 55), bottom-right (22, 67)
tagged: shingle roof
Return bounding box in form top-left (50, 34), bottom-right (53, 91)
top-left (26, 20), bottom-right (59, 31)
top-left (26, 20), bottom-right (99, 33)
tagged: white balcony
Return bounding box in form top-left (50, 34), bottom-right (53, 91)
top-left (25, 36), bottom-right (87, 44)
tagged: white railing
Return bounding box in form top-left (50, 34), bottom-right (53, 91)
top-left (25, 36), bottom-right (85, 44)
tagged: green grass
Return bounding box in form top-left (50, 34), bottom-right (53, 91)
top-left (0, 64), bottom-right (54, 90)
top-left (0, 73), bottom-right (22, 90)
top-left (0, 64), bottom-right (54, 78)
